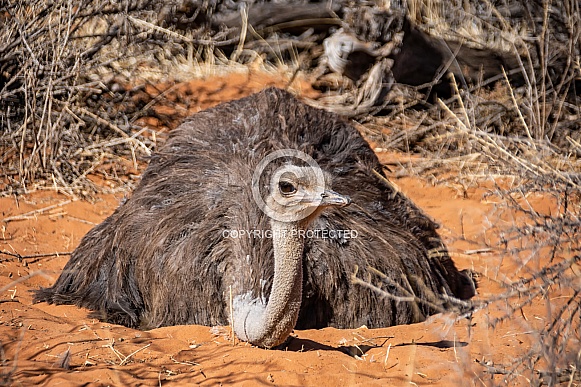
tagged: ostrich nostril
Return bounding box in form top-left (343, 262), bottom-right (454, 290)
top-left (320, 190), bottom-right (351, 206)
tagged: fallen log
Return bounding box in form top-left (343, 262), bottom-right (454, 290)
top-left (159, 1), bottom-right (523, 99)
top-left (390, 19), bottom-right (523, 98)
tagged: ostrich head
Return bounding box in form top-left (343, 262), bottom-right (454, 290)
top-left (265, 165), bottom-right (351, 225)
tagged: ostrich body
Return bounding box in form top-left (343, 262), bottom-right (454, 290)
top-left (35, 87), bottom-right (474, 348)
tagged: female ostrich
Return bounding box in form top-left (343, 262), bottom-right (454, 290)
top-left (35, 87), bottom-right (475, 348)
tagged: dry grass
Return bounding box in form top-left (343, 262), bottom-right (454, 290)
top-left (0, 0), bottom-right (271, 198)
top-left (0, 0), bottom-right (163, 197)
top-left (364, 1), bottom-right (581, 384)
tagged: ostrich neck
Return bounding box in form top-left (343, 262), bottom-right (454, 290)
top-left (233, 219), bottom-right (305, 348)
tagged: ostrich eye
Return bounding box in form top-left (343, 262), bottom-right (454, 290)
top-left (279, 181), bottom-right (297, 195)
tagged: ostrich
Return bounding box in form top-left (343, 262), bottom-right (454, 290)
top-left (34, 87), bottom-right (475, 348)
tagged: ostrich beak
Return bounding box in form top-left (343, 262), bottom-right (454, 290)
top-left (320, 190), bottom-right (351, 207)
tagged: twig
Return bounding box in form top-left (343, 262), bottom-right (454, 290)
top-left (462, 248), bottom-right (494, 255)
top-left (104, 341), bottom-right (125, 363)
top-left (229, 284), bottom-right (235, 346)
top-left (170, 355), bottom-right (200, 366)
top-left (0, 250), bottom-right (71, 261)
top-left (67, 216), bottom-right (97, 226)
top-left (2, 200), bottom-right (73, 223)
top-left (384, 343), bottom-right (391, 366)
top-left (119, 343), bottom-right (151, 366)
top-left (127, 16), bottom-right (193, 43)
top-left (231, 4), bottom-right (248, 62)
top-left (502, 67), bottom-right (535, 147)
top-left (0, 271), bottom-right (46, 293)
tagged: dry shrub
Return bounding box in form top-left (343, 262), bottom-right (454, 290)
top-left (0, 0), bottom-right (192, 197)
top-left (375, 0), bottom-right (580, 148)
top-left (2, 0), bottom-right (579, 194)
top-left (374, 1), bottom-right (581, 384)
top-left (380, 80), bottom-right (580, 383)
top-left (477, 178), bottom-right (581, 385)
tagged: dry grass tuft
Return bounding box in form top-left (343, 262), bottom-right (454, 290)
top-left (0, 0), bottom-right (165, 197)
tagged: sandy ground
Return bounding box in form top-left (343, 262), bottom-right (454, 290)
top-left (0, 73), bottom-right (572, 386)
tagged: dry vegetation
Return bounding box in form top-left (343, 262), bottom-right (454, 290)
top-left (393, 1), bottom-right (581, 383)
top-left (1, 0), bottom-right (580, 385)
